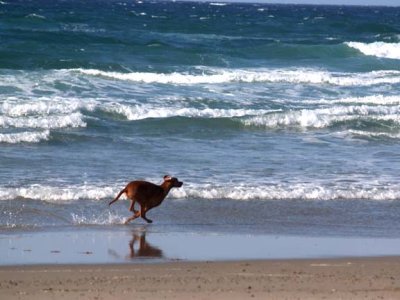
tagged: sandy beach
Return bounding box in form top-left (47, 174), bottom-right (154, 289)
top-left (1, 257), bottom-right (399, 300)
top-left (2, 227), bottom-right (400, 299)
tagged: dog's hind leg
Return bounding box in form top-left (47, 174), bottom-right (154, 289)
top-left (124, 210), bottom-right (140, 224)
top-left (128, 199), bottom-right (137, 213)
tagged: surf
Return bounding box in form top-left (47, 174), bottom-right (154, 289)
top-left (346, 41), bottom-right (400, 60)
top-left (73, 68), bottom-right (400, 86)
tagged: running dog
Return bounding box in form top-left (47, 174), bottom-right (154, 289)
top-left (109, 175), bottom-right (183, 224)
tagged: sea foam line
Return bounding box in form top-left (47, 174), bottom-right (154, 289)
top-left (347, 130), bottom-right (400, 140)
top-left (0, 130), bottom-right (50, 144)
top-left (172, 184), bottom-right (400, 201)
top-left (0, 113), bottom-right (86, 129)
top-left (242, 105), bottom-right (400, 129)
top-left (103, 103), bottom-right (277, 120)
top-left (302, 95), bottom-right (400, 106)
top-left (346, 41), bottom-right (400, 60)
top-left (2, 97), bottom-right (400, 131)
top-left (0, 98), bottom-right (97, 117)
top-left (72, 68), bottom-right (400, 86)
top-left (4, 95), bottom-right (399, 119)
top-left (1, 183), bottom-right (400, 202)
top-left (1, 97), bottom-right (276, 121)
top-left (0, 185), bottom-right (119, 202)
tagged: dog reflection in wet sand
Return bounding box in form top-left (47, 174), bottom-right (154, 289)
top-left (107, 231), bottom-right (163, 260)
top-left (129, 232), bottom-right (163, 259)
top-left (109, 175), bottom-right (183, 224)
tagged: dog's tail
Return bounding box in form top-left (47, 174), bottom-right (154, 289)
top-left (109, 188), bottom-right (126, 206)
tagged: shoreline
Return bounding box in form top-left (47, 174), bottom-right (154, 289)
top-left (3, 226), bottom-right (400, 298)
top-left (1, 257), bottom-right (400, 299)
top-left (3, 226), bottom-right (400, 265)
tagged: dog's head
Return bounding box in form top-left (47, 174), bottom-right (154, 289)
top-left (163, 175), bottom-right (183, 188)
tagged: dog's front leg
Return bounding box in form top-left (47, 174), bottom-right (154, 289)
top-left (140, 207), bottom-right (153, 224)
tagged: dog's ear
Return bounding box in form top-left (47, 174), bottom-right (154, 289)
top-left (163, 175), bottom-right (172, 181)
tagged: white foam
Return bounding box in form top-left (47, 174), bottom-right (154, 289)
top-left (102, 103), bottom-right (277, 120)
top-left (1, 182), bottom-right (399, 202)
top-left (73, 68), bottom-right (400, 86)
top-left (25, 13), bottom-right (46, 19)
top-left (171, 183), bottom-right (400, 201)
top-left (242, 105), bottom-right (400, 129)
top-left (0, 184), bottom-right (119, 202)
top-left (0, 130), bottom-right (50, 144)
top-left (0, 112), bottom-right (86, 129)
top-left (2, 93), bottom-right (400, 133)
top-left (1, 96), bottom-right (274, 125)
top-left (347, 130), bottom-right (400, 140)
top-left (209, 2), bottom-right (227, 6)
top-left (0, 96), bottom-right (93, 132)
top-left (0, 98), bottom-right (97, 117)
top-left (0, 69), bottom-right (93, 96)
top-left (346, 41), bottom-right (400, 59)
top-left (303, 95), bottom-right (400, 106)
top-left (74, 68), bottom-right (237, 84)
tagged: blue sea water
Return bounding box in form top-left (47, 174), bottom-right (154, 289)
top-left (1, 0), bottom-right (400, 237)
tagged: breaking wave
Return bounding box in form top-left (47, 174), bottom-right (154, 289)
top-left (0, 98), bottom-right (97, 117)
top-left (172, 183), bottom-right (400, 201)
top-left (0, 113), bottom-right (86, 129)
top-left (242, 105), bottom-right (400, 129)
top-left (102, 104), bottom-right (275, 120)
top-left (2, 94), bottom-right (400, 142)
top-left (0, 184), bottom-right (119, 202)
top-left (73, 68), bottom-right (400, 86)
top-left (302, 95), bottom-right (400, 106)
top-left (0, 97), bottom-right (274, 124)
top-left (1, 182), bottom-right (399, 202)
top-left (346, 130), bottom-right (400, 140)
top-left (346, 41), bottom-right (400, 60)
top-left (0, 130), bottom-right (50, 144)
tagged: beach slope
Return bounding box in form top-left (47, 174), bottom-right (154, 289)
top-left (1, 258), bottom-right (400, 300)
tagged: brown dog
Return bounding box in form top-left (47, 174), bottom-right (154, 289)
top-left (109, 175), bottom-right (183, 224)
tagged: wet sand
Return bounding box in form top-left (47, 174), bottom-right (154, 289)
top-left (4, 227), bottom-right (400, 265)
top-left (1, 257), bottom-right (400, 299)
top-left (3, 227), bottom-right (400, 299)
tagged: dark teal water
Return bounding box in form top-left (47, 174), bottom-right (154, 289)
top-left (1, 1), bottom-right (400, 236)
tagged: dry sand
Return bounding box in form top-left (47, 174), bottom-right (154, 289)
top-left (1, 257), bottom-right (400, 299)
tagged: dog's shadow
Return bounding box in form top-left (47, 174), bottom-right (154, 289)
top-left (108, 230), bottom-right (163, 260)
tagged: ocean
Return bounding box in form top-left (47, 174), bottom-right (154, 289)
top-left (1, 0), bottom-right (400, 240)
